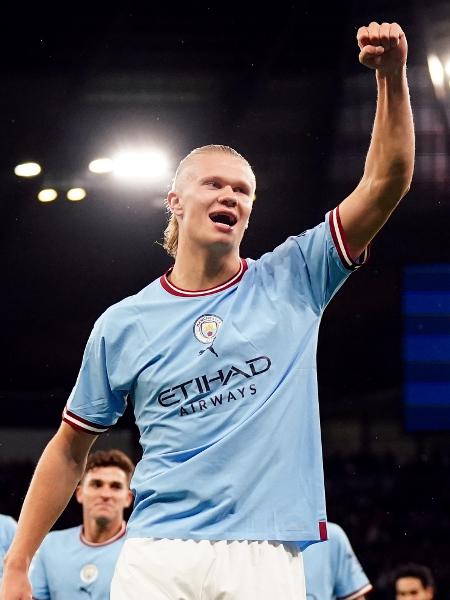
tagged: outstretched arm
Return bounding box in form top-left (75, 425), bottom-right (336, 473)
top-left (339, 21), bottom-right (415, 259)
top-left (0, 423), bottom-right (97, 600)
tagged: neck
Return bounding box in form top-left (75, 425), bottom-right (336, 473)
top-left (82, 517), bottom-right (124, 545)
top-left (170, 243), bottom-right (241, 291)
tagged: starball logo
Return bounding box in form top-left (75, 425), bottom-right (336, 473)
top-left (158, 355), bottom-right (272, 417)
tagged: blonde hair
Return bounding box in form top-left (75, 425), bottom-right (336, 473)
top-left (163, 145), bottom-right (255, 258)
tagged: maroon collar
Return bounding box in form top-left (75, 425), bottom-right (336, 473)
top-left (80, 521), bottom-right (126, 547)
top-left (160, 258), bottom-right (248, 297)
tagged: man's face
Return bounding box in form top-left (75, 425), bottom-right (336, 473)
top-left (395, 577), bottom-right (434, 600)
top-left (76, 466), bottom-right (133, 526)
top-left (168, 152), bottom-right (255, 255)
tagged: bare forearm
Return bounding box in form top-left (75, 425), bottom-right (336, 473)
top-left (361, 67), bottom-right (414, 204)
top-left (5, 425), bottom-right (95, 570)
top-left (338, 22), bottom-right (415, 258)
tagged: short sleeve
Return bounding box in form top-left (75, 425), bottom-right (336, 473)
top-left (4, 517), bottom-right (17, 548)
top-left (331, 525), bottom-right (372, 600)
top-left (0, 516), bottom-right (17, 581)
top-left (63, 312), bottom-right (130, 435)
top-left (29, 546), bottom-right (50, 600)
top-left (256, 206), bottom-right (369, 313)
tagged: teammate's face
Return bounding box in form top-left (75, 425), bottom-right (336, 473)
top-left (395, 577), bottom-right (434, 600)
top-left (168, 153), bottom-right (255, 255)
top-left (76, 466), bottom-right (133, 525)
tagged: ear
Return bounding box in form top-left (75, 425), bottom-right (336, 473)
top-left (167, 190), bottom-right (184, 216)
top-left (125, 489), bottom-right (134, 509)
top-left (75, 485), bottom-right (83, 505)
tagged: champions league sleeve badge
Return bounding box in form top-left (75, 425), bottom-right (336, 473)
top-left (193, 314), bottom-right (223, 357)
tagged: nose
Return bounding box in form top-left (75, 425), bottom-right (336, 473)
top-left (218, 185), bottom-right (237, 208)
top-left (100, 486), bottom-right (113, 499)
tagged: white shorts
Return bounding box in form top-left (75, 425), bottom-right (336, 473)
top-left (111, 538), bottom-right (305, 600)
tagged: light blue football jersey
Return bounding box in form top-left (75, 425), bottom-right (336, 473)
top-left (63, 208), bottom-right (368, 546)
top-left (303, 522), bottom-right (372, 599)
top-left (0, 514), bottom-right (17, 581)
top-left (30, 523), bottom-right (126, 600)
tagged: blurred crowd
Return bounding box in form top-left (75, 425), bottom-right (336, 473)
top-left (325, 450), bottom-right (450, 598)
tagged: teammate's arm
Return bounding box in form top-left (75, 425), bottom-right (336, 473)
top-left (338, 21), bottom-right (414, 259)
top-left (0, 423), bottom-right (97, 600)
top-left (333, 524), bottom-right (373, 600)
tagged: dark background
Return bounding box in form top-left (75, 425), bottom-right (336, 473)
top-left (1, 1), bottom-right (450, 598)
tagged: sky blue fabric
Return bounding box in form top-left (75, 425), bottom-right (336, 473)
top-left (66, 212), bottom-right (354, 546)
top-left (30, 525), bottom-right (125, 600)
top-left (0, 514), bottom-right (17, 581)
top-left (303, 522), bottom-right (371, 599)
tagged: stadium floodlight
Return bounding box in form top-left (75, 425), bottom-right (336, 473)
top-left (67, 188), bottom-right (87, 201)
top-left (421, 2), bottom-right (450, 121)
top-left (89, 158), bottom-right (114, 174)
top-left (112, 149), bottom-right (170, 181)
top-left (420, 1), bottom-right (450, 183)
top-left (14, 162), bottom-right (42, 177)
top-left (38, 189), bottom-right (58, 203)
top-left (428, 54), bottom-right (446, 99)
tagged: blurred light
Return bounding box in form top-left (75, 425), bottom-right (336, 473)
top-left (38, 189), bottom-right (58, 203)
top-left (89, 158), bottom-right (113, 174)
top-left (112, 149), bottom-right (170, 181)
top-left (67, 188), bottom-right (87, 201)
top-left (428, 54), bottom-right (445, 95)
top-left (14, 162), bottom-right (42, 177)
top-left (446, 58), bottom-right (450, 76)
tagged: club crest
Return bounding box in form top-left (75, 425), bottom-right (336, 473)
top-left (80, 563), bottom-right (98, 584)
top-left (193, 314), bottom-right (223, 344)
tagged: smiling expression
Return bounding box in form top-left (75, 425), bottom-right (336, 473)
top-left (76, 466), bottom-right (133, 526)
top-left (167, 152), bottom-right (256, 256)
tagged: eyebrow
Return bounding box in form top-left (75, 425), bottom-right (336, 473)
top-left (199, 175), bottom-right (253, 194)
top-left (89, 478), bottom-right (124, 486)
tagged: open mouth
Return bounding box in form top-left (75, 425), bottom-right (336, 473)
top-left (209, 212), bottom-right (238, 227)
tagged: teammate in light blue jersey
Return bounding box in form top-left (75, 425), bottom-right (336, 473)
top-left (30, 450), bottom-right (133, 600)
top-left (30, 526), bottom-right (126, 600)
top-left (303, 522), bottom-right (372, 600)
top-left (2, 21), bottom-right (414, 600)
top-left (0, 516), bottom-right (17, 582)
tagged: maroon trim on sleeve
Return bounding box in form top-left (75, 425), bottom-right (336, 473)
top-left (62, 406), bottom-right (110, 435)
top-left (338, 583), bottom-right (373, 600)
top-left (62, 418), bottom-right (100, 435)
top-left (328, 207), bottom-right (370, 271)
top-left (319, 520), bottom-right (328, 541)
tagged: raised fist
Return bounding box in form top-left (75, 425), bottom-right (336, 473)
top-left (357, 22), bottom-right (407, 75)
